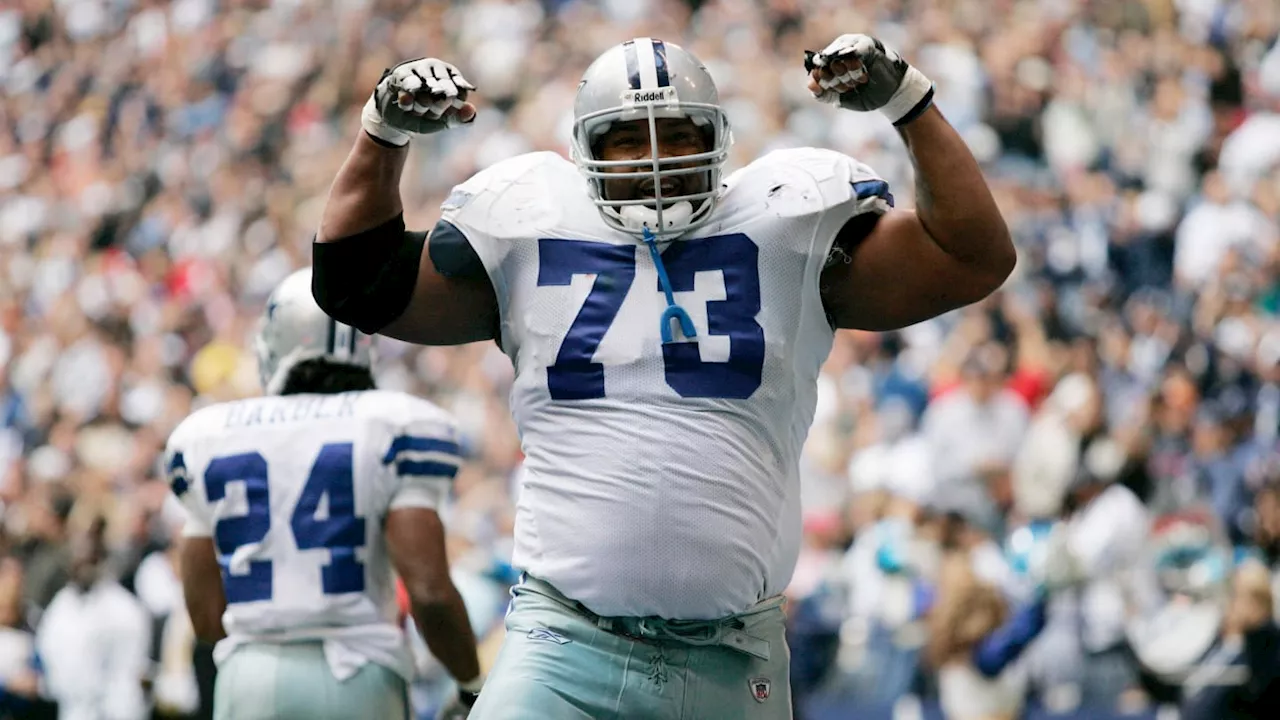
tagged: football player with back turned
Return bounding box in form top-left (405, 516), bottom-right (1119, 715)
top-left (166, 269), bottom-right (482, 720)
top-left (313, 32), bottom-right (1014, 720)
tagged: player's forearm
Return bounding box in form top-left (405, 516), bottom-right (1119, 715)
top-left (898, 107), bottom-right (1015, 282)
top-left (318, 134), bottom-right (410, 242)
top-left (186, 593), bottom-right (227, 644)
top-left (409, 584), bottom-right (482, 685)
top-left (180, 538), bottom-right (228, 643)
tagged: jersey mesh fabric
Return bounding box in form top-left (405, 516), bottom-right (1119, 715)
top-left (442, 149), bottom-right (889, 619)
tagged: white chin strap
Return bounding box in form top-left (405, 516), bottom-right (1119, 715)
top-left (618, 202), bottom-right (694, 234)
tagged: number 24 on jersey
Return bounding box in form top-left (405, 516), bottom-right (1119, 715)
top-left (170, 443), bottom-right (365, 604)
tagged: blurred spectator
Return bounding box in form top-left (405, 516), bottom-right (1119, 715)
top-left (1252, 483), bottom-right (1280, 571)
top-left (1188, 403), bottom-right (1253, 543)
top-left (1127, 510), bottom-right (1236, 709)
top-left (137, 512), bottom-right (199, 719)
top-left (0, 556), bottom-right (54, 719)
top-left (923, 342), bottom-right (1029, 536)
top-left (1178, 562), bottom-right (1280, 720)
top-left (10, 489), bottom-right (73, 616)
top-left (1011, 372), bottom-right (1102, 520)
top-left (1174, 171), bottom-right (1277, 289)
top-left (35, 519), bottom-right (151, 720)
top-left (926, 552), bottom-right (1048, 720)
top-left (1061, 440), bottom-right (1152, 708)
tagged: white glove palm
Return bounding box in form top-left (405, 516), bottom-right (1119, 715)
top-left (362, 58), bottom-right (477, 147)
top-left (805, 34), bottom-right (934, 126)
top-left (434, 689), bottom-right (480, 720)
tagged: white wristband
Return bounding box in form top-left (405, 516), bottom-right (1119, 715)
top-left (458, 674), bottom-right (485, 694)
top-left (880, 66), bottom-right (934, 125)
top-left (361, 94), bottom-right (410, 147)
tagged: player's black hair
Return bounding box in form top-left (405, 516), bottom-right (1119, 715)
top-left (279, 358), bottom-right (377, 396)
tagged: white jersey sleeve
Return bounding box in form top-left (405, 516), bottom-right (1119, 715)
top-left (376, 394), bottom-right (464, 512)
top-left (436, 151), bottom-right (569, 296)
top-left (164, 407), bottom-right (220, 539)
top-left (723, 146), bottom-right (893, 271)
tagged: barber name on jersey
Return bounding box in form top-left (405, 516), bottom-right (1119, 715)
top-left (222, 393), bottom-right (358, 429)
top-left (440, 148), bottom-right (891, 404)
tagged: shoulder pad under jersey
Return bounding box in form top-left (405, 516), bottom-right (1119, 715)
top-left (356, 390), bottom-right (455, 432)
top-left (722, 147), bottom-right (893, 220)
top-left (162, 402), bottom-right (231, 531)
top-left (439, 152), bottom-right (588, 240)
top-left (369, 390), bottom-right (464, 510)
top-left (166, 402), bottom-right (225, 454)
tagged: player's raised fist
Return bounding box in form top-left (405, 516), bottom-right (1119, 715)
top-left (805, 34), bottom-right (935, 126)
top-left (362, 58), bottom-right (477, 147)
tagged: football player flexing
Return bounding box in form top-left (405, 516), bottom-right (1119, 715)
top-left (167, 269), bottom-right (482, 719)
top-left (313, 34), bottom-right (1013, 719)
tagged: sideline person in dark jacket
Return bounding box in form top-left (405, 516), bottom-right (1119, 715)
top-left (1180, 563), bottom-right (1280, 720)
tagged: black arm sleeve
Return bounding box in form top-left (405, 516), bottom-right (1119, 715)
top-left (426, 219), bottom-right (487, 280)
top-left (312, 213), bottom-right (425, 334)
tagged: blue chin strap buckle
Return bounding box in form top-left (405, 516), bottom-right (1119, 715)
top-left (642, 227), bottom-right (696, 344)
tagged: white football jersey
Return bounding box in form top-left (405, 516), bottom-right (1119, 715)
top-left (440, 148), bottom-right (891, 619)
top-left (164, 389), bottom-right (462, 681)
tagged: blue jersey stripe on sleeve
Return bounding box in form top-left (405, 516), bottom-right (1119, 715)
top-left (396, 460), bottom-right (460, 479)
top-left (383, 436), bottom-right (460, 464)
top-left (851, 179), bottom-right (894, 207)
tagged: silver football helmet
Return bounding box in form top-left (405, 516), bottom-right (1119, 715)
top-left (254, 268), bottom-right (374, 395)
top-left (571, 38), bottom-right (732, 239)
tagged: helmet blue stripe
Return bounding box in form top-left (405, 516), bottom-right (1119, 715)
top-left (652, 40), bottom-right (670, 87)
top-left (623, 40), bottom-right (641, 89)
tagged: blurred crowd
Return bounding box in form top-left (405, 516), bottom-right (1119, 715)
top-left (1, 0), bottom-right (1280, 718)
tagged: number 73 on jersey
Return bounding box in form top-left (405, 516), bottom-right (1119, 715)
top-left (536, 233), bottom-right (767, 401)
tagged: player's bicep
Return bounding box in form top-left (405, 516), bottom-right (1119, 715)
top-left (384, 507), bottom-right (453, 603)
top-left (378, 223), bottom-right (499, 346)
top-left (821, 208), bottom-right (995, 331)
